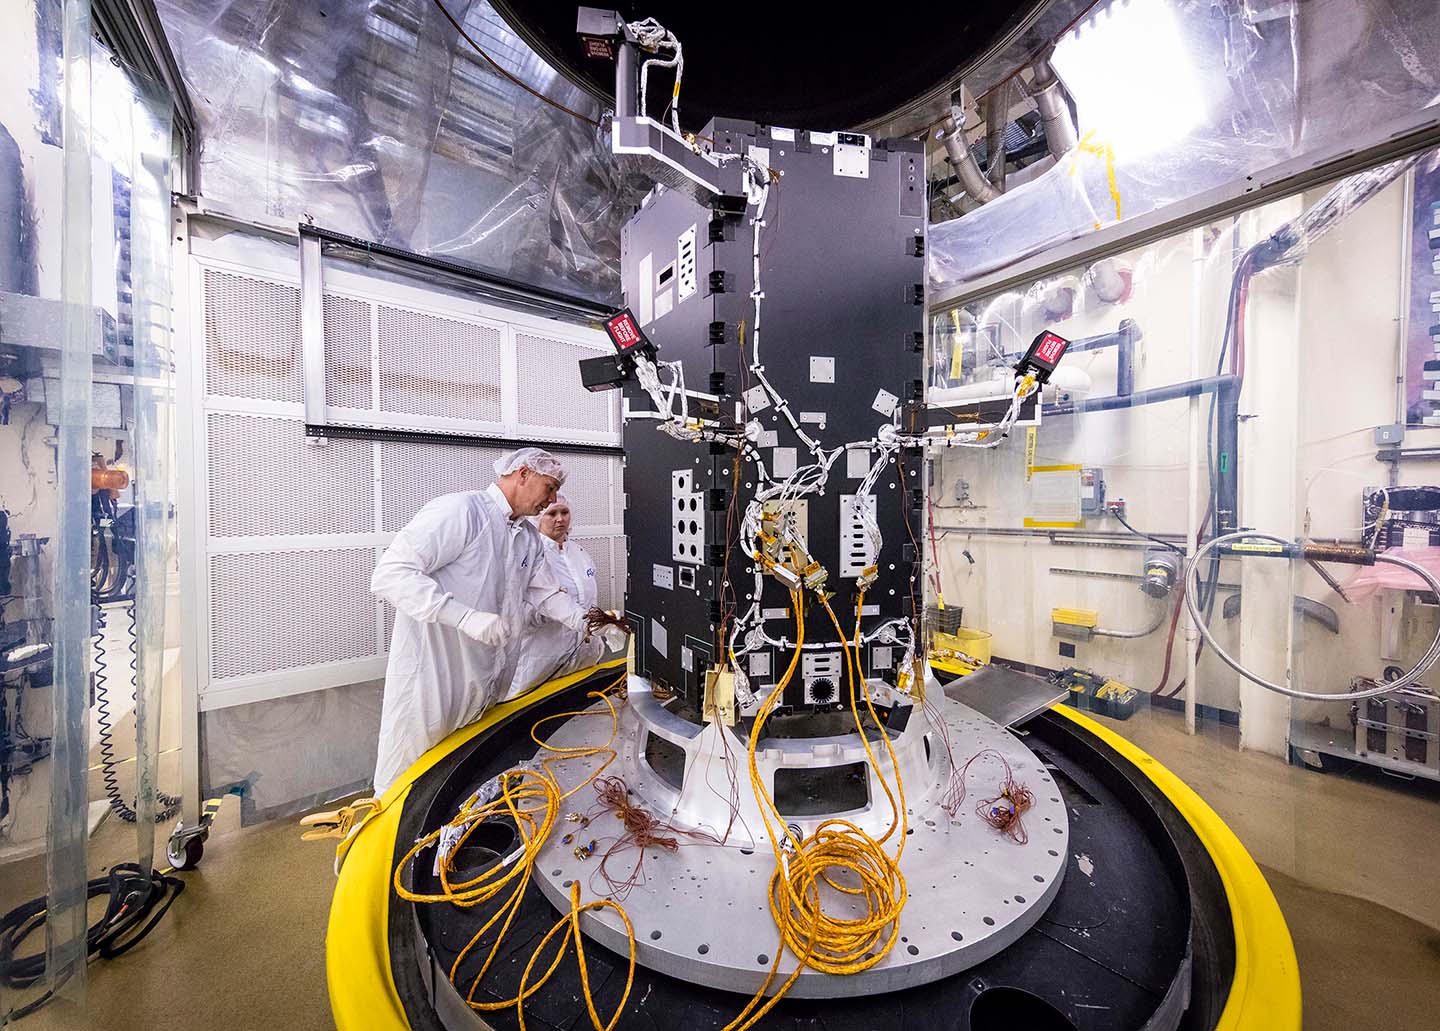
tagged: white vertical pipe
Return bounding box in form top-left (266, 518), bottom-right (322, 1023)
top-left (1185, 228), bottom-right (1204, 734)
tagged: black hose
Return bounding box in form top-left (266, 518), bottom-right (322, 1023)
top-left (93, 605), bottom-right (181, 824)
top-left (0, 862), bottom-right (185, 1022)
top-left (1112, 510), bottom-right (1184, 556)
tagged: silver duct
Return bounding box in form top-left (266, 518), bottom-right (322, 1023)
top-left (1029, 55), bottom-right (1077, 159)
top-left (984, 83), bottom-right (1011, 192)
top-left (939, 110), bottom-right (1001, 205)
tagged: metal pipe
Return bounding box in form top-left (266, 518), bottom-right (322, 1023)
top-left (1215, 378), bottom-right (1240, 532)
top-left (1030, 56), bottom-right (1077, 159)
top-left (1032, 321), bottom-right (1141, 355)
top-left (984, 84), bottom-right (1011, 192)
top-left (1117, 319), bottom-right (1137, 398)
top-left (1185, 229), bottom-right (1204, 734)
top-left (934, 525), bottom-right (1183, 551)
top-left (1093, 600), bottom-right (1169, 639)
top-left (1045, 374), bottom-right (1239, 416)
top-left (939, 111), bottom-right (1001, 205)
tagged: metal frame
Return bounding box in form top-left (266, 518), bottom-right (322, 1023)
top-left (172, 201), bottom-right (204, 828)
top-left (92, 0), bottom-right (200, 190)
top-left (929, 105), bottom-right (1440, 313)
top-left (292, 230), bottom-right (621, 449)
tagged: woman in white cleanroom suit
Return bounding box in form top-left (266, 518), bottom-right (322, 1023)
top-left (511, 495), bottom-right (610, 698)
top-left (369, 448), bottom-right (597, 794)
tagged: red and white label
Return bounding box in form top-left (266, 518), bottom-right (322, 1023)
top-left (606, 312), bottom-right (642, 350)
top-left (1035, 332), bottom-right (1067, 365)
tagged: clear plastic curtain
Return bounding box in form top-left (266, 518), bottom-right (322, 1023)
top-left (44, 0), bottom-right (95, 1007)
top-left (928, 0), bottom-right (1440, 294)
top-left (152, 0), bottom-right (648, 304)
top-left (125, 71), bottom-right (176, 876)
top-left (0, 0), bottom-right (176, 1015)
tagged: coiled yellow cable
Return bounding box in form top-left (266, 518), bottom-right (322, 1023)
top-left (724, 589), bottom-right (910, 1030)
top-left (393, 674), bottom-right (636, 1029)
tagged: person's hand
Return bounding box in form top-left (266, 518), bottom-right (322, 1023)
top-left (585, 608), bottom-right (631, 637)
top-left (457, 610), bottom-right (508, 647)
top-left (600, 624), bottom-right (629, 651)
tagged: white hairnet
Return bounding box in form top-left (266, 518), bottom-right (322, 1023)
top-left (541, 494), bottom-right (570, 512)
top-left (493, 447), bottom-right (566, 485)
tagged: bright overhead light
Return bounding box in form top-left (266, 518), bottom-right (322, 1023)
top-left (1050, 0), bottom-right (1205, 158)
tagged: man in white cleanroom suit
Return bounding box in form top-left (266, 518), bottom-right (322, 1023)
top-left (369, 448), bottom-right (594, 794)
top-left (511, 495), bottom-right (608, 698)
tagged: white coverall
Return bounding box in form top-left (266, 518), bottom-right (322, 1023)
top-left (510, 536), bottom-right (606, 699)
top-left (370, 485), bottom-right (583, 793)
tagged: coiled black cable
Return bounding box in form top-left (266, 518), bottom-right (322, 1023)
top-left (0, 863), bottom-right (185, 1022)
top-left (93, 605), bottom-right (181, 824)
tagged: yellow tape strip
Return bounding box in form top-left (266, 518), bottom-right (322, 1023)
top-left (1025, 426), bottom-right (1037, 481)
top-left (1070, 130), bottom-right (1123, 227)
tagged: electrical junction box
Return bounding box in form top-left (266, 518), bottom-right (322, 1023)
top-left (1079, 467), bottom-right (1106, 517)
top-left (619, 118), bottom-right (924, 710)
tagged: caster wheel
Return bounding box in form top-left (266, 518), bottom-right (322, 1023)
top-left (167, 835), bottom-right (204, 870)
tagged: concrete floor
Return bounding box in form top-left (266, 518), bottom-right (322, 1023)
top-left (6, 703), bottom-right (1440, 1030)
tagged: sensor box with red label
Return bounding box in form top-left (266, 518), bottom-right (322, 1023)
top-left (603, 308), bottom-right (653, 355)
top-left (1016, 330), bottom-right (1070, 383)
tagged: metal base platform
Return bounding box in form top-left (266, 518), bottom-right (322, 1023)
top-left (393, 671), bottom-right (1231, 1031)
top-left (526, 682), bottom-right (1067, 997)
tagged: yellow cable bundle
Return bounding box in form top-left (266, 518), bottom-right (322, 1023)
top-left (724, 589), bottom-right (911, 1031)
top-left (393, 675), bottom-right (637, 1030)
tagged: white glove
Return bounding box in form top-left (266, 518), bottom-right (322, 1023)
top-left (563, 606), bottom-right (589, 633)
top-left (600, 624), bottom-right (628, 651)
top-left (457, 610), bottom-right (508, 647)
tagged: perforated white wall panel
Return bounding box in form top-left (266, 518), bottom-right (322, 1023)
top-left (559, 453), bottom-right (620, 527)
top-left (379, 439), bottom-right (506, 533)
top-left (203, 269), bottom-right (303, 402)
top-left (209, 549), bottom-right (377, 680)
top-left (378, 305), bottom-right (503, 421)
top-left (516, 332), bottom-right (617, 434)
top-left (189, 244), bottom-right (625, 709)
top-left (208, 412), bottom-right (374, 537)
top-left (324, 294), bottom-right (373, 409)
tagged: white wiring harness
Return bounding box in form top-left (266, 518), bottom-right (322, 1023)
top-left (626, 17), bottom-right (684, 139)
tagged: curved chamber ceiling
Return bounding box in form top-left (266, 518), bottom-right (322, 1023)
top-left (491, 1), bottom-right (1044, 133)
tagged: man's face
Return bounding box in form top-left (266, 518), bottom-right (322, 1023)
top-left (538, 502), bottom-right (572, 541)
top-left (515, 468), bottom-right (562, 516)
